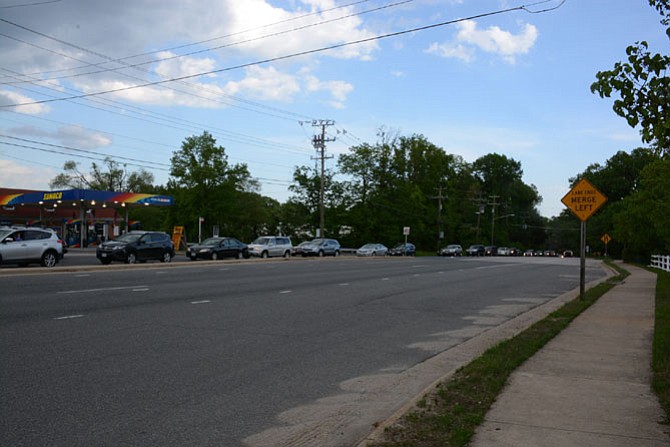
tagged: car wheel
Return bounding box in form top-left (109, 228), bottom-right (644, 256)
top-left (212, 252), bottom-right (219, 261)
top-left (318, 250), bottom-right (324, 257)
top-left (41, 250), bottom-right (58, 267)
top-left (161, 251), bottom-right (172, 263)
top-left (261, 251), bottom-right (269, 259)
top-left (126, 252), bottom-right (137, 264)
top-left (190, 256), bottom-right (197, 261)
top-left (237, 251), bottom-right (244, 260)
top-left (334, 250), bottom-right (340, 257)
top-left (283, 250), bottom-right (290, 258)
top-left (100, 258), bottom-right (112, 265)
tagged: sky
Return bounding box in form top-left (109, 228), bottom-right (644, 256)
top-left (0, 0), bottom-right (666, 218)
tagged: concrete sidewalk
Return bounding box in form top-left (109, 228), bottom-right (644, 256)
top-left (471, 264), bottom-right (670, 446)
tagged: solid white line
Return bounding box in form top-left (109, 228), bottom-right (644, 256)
top-left (53, 314), bottom-right (84, 320)
top-left (191, 300), bottom-right (211, 304)
top-left (381, 277), bottom-right (389, 281)
top-left (57, 285), bottom-right (149, 295)
top-left (339, 283), bottom-right (349, 286)
top-left (74, 274), bottom-right (90, 278)
top-left (279, 290), bottom-right (292, 294)
top-left (132, 288), bottom-right (150, 292)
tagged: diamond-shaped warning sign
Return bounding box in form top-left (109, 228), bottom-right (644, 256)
top-left (561, 178), bottom-right (607, 222)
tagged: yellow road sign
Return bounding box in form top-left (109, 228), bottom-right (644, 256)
top-left (561, 178), bottom-right (608, 222)
top-left (601, 233), bottom-right (612, 244)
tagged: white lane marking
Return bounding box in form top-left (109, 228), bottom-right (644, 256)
top-left (57, 285), bottom-right (149, 295)
top-left (132, 288), bottom-right (149, 292)
top-left (191, 300), bottom-right (211, 305)
top-left (381, 277), bottom-right (389, 281)
top-left (279, 290), bottom-right (292, 294)
top-left (74, 274), bottom-right (90, 278)
top-left (54, 314), bottom-right (84, 320)
top-left (339, 283), bottom-right (349, 286)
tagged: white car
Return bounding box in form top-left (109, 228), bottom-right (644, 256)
top-left (247, 236), bottom-right (293, 258)
top-left (0, 226), bottom-right (64, 267)
top-left (356, 243), bottom-right (388, 256)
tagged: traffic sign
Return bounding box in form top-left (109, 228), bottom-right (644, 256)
top-left (601, 233), bottom-right (612, 244)
top-left (561, 178), bottom-right (607, 222)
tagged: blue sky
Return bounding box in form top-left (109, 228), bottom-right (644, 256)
top-left (0, 0), bottom-right (666, 217)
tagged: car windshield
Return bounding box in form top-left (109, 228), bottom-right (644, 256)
top-left (310, 239), bottom-right (325, 245)
top-left (447, 245), bottom-right (459, 249)
top-left (0, 229), bottom-right (12, 239)
top-left (114, 233), bottom-right (142, 243)
top-left (360, 244), bottom-right (375, 249)
top-left (251, 237), bottom-right (271, 245)
top-left (201, 238), bottom-right (222, 246)
top-left (393, 243), bottom-right (406, 249)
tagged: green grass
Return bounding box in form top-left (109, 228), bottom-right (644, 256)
top-left (366, 261), bottom-right (629, 447)
top-left (652, 268), bottom-right (670, 424)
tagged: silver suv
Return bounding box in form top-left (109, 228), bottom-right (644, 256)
top-left (247, 236), bottom-right (292, 258)
top-left (0, 226), bottom-right (64, 267)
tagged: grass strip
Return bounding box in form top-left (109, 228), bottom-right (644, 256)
top-left (367, 261), bottom-right (628, 447)
top-left (652, 268), bottom-right (670, 424)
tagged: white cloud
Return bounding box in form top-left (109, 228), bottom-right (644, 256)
top-left (8, 125), bottom-right (111, 150)
top-left (0, 90), bottom-right (51, 115)
top-left (425, 42), bottom-right (474, 62)
top-left (0, 159), bottom-right (55, 190)
top-left (154, 52), bottom-right (218, 79)
top-left (224, 66), bottom-right (301, 102)
top-left (426, 20), bottom-right (538, 64)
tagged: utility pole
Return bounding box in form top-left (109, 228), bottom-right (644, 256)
top-left (310, 120), bottom-right (335, 238)
top-left (489, 194), bottom-right (500, 245)
top-left (431, 183), bottom-right (447, 249)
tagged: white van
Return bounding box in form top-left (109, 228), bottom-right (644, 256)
top-left (247, 236), bottom-right (292, 258)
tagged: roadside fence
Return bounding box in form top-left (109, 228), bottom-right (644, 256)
top-left (650, 254), bottom-right (670, 273)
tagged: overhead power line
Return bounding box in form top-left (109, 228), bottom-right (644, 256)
top-left (1, 0), bottom-right (566, 108)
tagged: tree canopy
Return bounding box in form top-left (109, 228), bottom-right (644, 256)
top-left (591, 0), bottom-right (670, 155)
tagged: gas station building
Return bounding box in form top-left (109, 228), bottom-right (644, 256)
top-left (0, 188), bottom-right (174, 248)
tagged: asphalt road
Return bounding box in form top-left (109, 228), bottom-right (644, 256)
top-left (0, 255), bottom-right (606, 446)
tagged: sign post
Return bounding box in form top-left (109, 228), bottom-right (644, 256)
top-left (561, 178), bottom-right (607, 299)
top-left (601, 233), bottom-right (612, 257)
top-left (403, 226), bottom-right (410, 246)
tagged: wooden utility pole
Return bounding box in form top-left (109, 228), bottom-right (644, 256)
top-left (310, 120), bottom-right (335, 238)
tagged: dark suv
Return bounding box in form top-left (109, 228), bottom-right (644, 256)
top-left (96, 231), bottom-right (175, 264)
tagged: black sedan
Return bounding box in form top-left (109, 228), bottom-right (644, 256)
top-left (388, 242), bottom-right (416, 256)
top-left (186, 237), bottom-right (250, 260)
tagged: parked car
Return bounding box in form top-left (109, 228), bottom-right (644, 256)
top-left (562, 249), bottom-right (574, 257)
top-left (388, 242), bottom-right (416, 256)
top-left (299, 238), bottom-right (341, 257)
top-left (523, 249), bottom-right (535, 257)
top-left (247, 236), bottom-right (292, 258)
top-left (508, 247), bottom-right (521, 256)
top-left (465, 244), bottom-right (485, 256)
top-left (497, 247), bottom-right (510, 256)
top-left (356, 243), bottom-right (388, 256)
top-left (484, 245), bottom-right (497, 256)
top-left (292, 241), bottom-right (311, 257)
top-left (96, 230), bottom-right (175, 264)
top-left (438, 244), bottom-right (463, 256)
top-left (186, 237), bottom-right (249, 260)
top-left (0, 226), bottom-right (64, 267)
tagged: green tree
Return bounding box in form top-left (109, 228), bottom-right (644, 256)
top-left (472, 153), bottom-right (542, 247)
top-left (614, 158), bottom-right (670, 261)
top-left (49, 157), bottom-right (154, 192)
top-left (591, 0), bottom-right (670, 155)
top-left (167, 131), bottom-right (255, 241)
